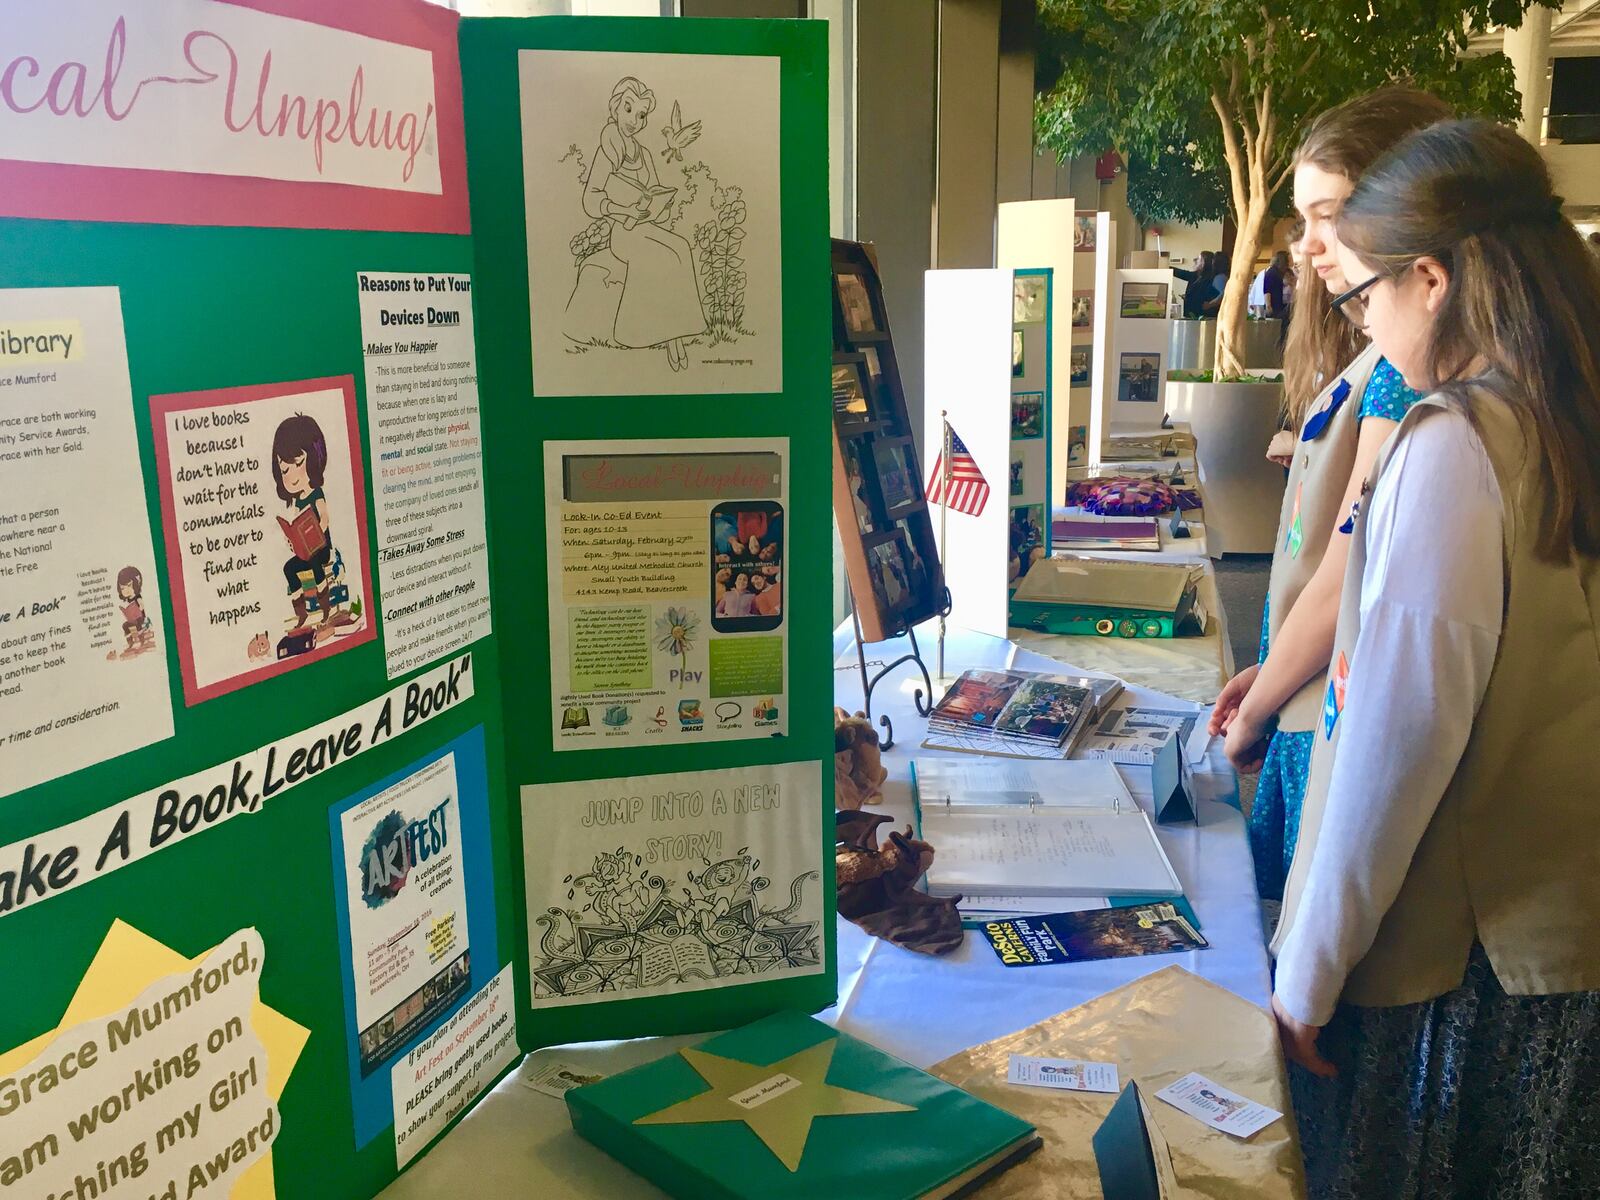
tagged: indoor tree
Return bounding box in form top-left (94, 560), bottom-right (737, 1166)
top-left (1035, 0), bottom-right (1552, 376)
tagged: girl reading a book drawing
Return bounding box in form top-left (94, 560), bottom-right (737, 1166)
top-left (273, 412), bottom-right (348, 631)
top-left (579, 76), bottom-right (706, 373)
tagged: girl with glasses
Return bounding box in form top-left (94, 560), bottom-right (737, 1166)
top-left (1272, 118), bottom-right (1600, 1198)
top-left (1209, 88), bottom-right (1451, 903)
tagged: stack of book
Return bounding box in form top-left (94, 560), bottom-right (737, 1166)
top-left (922, 668), bottom-right (1117, 760)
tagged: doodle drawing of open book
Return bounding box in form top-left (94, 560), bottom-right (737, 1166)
top-left (604, 172), bottom-right (676, 224)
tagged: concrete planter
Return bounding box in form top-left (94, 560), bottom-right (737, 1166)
top-left (1165, 378), bottom-right (1288, 556)
top-left (1169, 318), bottom-right (1284, 371)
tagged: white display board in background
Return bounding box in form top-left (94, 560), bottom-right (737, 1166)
top-left (1086, 212), bottom-right (1116, 466)
top-left (1101, 266), bottom-right (1175, 440)
top-left (924, 269), bottom-right (1013, 638)
top-left (998, 198), bottom-right (1075, 505)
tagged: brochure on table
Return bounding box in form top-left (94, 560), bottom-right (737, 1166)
top-left (0, 7), bottom-right (832, 1200)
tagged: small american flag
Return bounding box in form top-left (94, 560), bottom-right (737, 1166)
top-left (926, 424), bottom-right (990, 516)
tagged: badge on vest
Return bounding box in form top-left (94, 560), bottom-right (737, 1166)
top-left (1323, 651), bottom-right (1349, 739)
top-left (1300, 378), bottom-right (1351, 443)
top-left (1285, 485), bottom-right (1304, 557)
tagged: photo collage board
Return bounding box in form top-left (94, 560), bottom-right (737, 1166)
top-left (0, 7), bottom-right (835, 1200)
top-left (831, 240), bottom-right (946, 643)
top-left (1069, 214), bottom-right (1097, 467)
top-left (1009, 269), bottom-right (1053, 586)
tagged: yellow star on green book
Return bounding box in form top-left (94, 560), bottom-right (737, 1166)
top-left (634, 1038), bottom-right (915, 1171)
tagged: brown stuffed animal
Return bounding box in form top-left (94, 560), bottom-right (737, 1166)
top-left (836, 810), bottom-right (963, 956)
top-left (834, 708), bottom-right (888, 811)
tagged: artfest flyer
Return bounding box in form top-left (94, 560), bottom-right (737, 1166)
top-left (544, 437), bottom-right (789, 748)
top-left (329, 727), bottom-right (500, 1150)
top-left (0, 285), bottom-right (174, 799)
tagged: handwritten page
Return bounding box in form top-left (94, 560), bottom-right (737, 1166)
top-left (919, 809), bottom-right (1179, 897)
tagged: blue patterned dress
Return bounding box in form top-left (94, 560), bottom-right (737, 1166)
top-left (1247, 358), bottom-right (1419, 899)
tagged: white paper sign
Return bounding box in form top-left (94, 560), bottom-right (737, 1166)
top-left (1006, 1055), bottom-right (1120, 1093)
top-left (358, 271), bottom-right (492, 678)
top-left (0, 651), bottom-right (474, 919)
top-left (0, 0), bottom-right (441, 193)
top-left (522, 761), bottom-right (824, 1008)
top-left (0, 930), bottom-right (280, 1199)
top-left (392, 963), bottom-right (519, 1168)
top-left (1154, 1072), bottom-right (1283, 1139)
top-left (0, 285), bottom-right (173, 799)
top-left (544, 437), bottom-right (788, 748)
top-left (519, 49), bottom-right (782, 396)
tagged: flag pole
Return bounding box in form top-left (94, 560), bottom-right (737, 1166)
top-left (938, 409), bottom-right (951, 683)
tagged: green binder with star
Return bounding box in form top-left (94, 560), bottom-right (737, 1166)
top-left (567, 1012), bottom-right (1042, 1198)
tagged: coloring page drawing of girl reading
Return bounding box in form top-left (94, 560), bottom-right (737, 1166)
top-left (568, 76), bottom-right (705, 372)
top-left (272, 413), bottom-right (356, 641)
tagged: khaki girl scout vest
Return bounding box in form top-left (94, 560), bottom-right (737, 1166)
top-left (1265, 342), bottom-right (1384, 731)
top-left (1272, 392), bottom-right (1600, 1007)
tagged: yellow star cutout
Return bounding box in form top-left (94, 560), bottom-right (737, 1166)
top-left (636, 1038), bottom-right (915, 1171)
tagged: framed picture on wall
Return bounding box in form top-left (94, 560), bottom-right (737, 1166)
top-left (1118, 352), bottom-right (1161, 403)
top-left (1120, 281), bottom-right (1169, 319)
top-left (836, 271), bottom-right (878, 335)
top-left (1013, 275), bottom-right (1048, 324)
top-left (1010, 391), bottom-right (1044, 440)
top-left (1070, 348), bottom-right (1091, 387)
top-left (1071, 290), bottom-right (1093, 329)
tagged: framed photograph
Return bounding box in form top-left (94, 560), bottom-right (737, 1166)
top-left (1068, 424), bottom-right (1089, 465)
top-left (892, 519), bottom-right (934, 601)
top-left (1008, 503), bottom-right (1046, 580)
top-left (861, 344), bottom-right (885, 384)
top-left (1009, 457), bottom-right (1025, 497)
top-left (1012, 329), bottom-right (1025, 377)
top-left (836, 271), bottom-right (878, 335)
top-left (1010, 391), bottom-right (1044, 440)
top-left (1074, 214), bottom-right (1097, 252)
top-left (865, 534), bottom-right (915, 613)
top-left (1118, 352), bottom-right (1162, 403)
top-left (1120, 281), bottom-right (1169, 319)
top-left (1070, 348), bottom-right (1091, 387)
top-left (1012, 274), bottom-right (1048, 324)
top-left (872, 438), bottom-right (920, 513)
top-left (1071, 290), bottom-right (1093, 329)
top-left (842, 438), bottom-right (877, 535)
top-left (831, 360), bottom-right (871, 424)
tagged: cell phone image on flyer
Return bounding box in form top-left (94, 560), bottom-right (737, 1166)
top-left (712, 501), bottom-right (783, 633)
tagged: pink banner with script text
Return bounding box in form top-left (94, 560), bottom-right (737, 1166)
top-left (0, 0), bottom-right (468, 234)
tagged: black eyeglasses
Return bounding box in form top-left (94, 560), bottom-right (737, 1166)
top-left (1330, 273), bottom-right (1382, 318)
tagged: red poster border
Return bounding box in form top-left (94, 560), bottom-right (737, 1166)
top-left (0, 0), bottom-right (469, 235)
top-left (149, 374), bottom-right (378, 706)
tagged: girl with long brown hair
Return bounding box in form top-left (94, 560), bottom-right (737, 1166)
top-left (1271, 118), bottom-right (1600, 1197)
top-left (1208, 86), bottom-right (1451, 901)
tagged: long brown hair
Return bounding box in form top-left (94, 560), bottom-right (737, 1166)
top-left (1282, 86), bottom-right (1454, 427)
top-left (1339, 118), bottom-right (1600, 560)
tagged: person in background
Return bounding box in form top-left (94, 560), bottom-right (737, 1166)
top-left (1263, 250), bottom-right (1291, 319)
top-left (1272, 116), bottom-right (1600, 1200)
top-left (1208, 86), bottom-right (1449, 901)
top-left (1200, 253), bottom-right (1230, 315)
top-left (1174, 249), bottom-right (1216, 318)
top-left (1248, 259), bottom-right (1270, 316)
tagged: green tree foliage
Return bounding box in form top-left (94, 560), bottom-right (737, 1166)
top-left (1035, 0), bottom-right (1552, 372)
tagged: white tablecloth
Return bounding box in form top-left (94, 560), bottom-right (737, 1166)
top-left (383, 628), bottom-right (1269, 1199)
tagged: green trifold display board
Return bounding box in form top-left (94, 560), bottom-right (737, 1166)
top-left (0, 6), bottom-right (831, 1199)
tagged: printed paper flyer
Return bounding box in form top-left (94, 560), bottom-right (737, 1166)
top-left (521, 760), bottom-right (823, 1008)
top-left (149, 375), bottom-right (376, 705)
top-left (358, 271), bottom-right (492, 679)
top-left (329, 727), bottom-right (500, 1149)
top-left (544, 437), bottom-right (788, 748)
top-left (0, 285), bottom-right (173, 800)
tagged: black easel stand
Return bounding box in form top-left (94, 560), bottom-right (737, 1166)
top-left (846, 588), bottom-right (951, 751)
